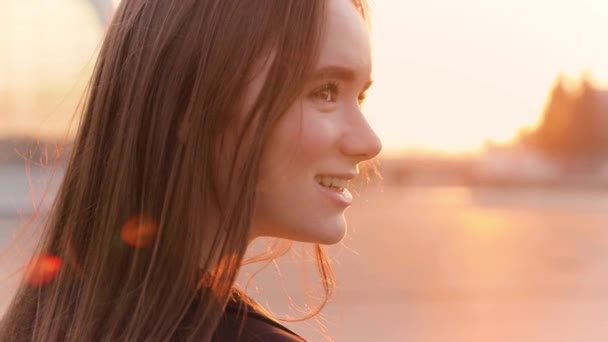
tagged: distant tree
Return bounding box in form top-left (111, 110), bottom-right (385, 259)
top-left (593, 89), bottom-right (608, 158)
top-left (572, 78), bottom-right (601, 159)
top-left (532, 75), bottom-right (574, 159)
top-left (524, 74), bottom-right (608, 165)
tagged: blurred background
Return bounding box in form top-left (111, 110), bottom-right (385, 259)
top-left (1, 0), bottom-right (608, 341)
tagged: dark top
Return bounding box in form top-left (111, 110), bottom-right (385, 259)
top-left (212, 291), bottom-right (306, 342)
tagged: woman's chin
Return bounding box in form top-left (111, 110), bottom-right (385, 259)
top-left (306, 218), bottom-right (348, 245)
top-left (315, 231), bottom-right (346, 245)
top-left (250, 214), bottom-right (348, 245)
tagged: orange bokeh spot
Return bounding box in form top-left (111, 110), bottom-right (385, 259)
top-left (121, 214), bottom-right (159, 248)
top-left (25, 254), bottom-right (62, 287)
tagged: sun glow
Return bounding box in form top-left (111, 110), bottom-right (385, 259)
top-left (366, 0), bottom-right (608, 155)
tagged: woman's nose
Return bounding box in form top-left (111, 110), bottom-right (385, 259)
top-left (340, 110), bottom-right (383, 161)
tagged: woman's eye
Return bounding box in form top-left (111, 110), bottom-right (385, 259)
top-left (313, 83), bottom-right (339, 103)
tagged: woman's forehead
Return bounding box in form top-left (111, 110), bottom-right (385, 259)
top-left (317, 0), bottom-right (372, 81)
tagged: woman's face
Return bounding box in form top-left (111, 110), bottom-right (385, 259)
top-left (251, 0), bottom-right (382, 244)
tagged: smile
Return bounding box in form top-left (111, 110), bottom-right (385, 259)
top-left (314, 174), bottom-right (354, 206)
top-left (314, 175), bottom-right (349, 192)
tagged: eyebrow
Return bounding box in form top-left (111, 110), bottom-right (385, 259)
top-left (310, 65), bottom-right (373, 91)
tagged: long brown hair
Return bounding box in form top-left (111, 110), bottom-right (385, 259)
top-left (1, 0), bottom-right (370, 341)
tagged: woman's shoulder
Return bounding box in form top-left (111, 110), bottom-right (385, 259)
top-left (212, 291), bottom-right (306, 342)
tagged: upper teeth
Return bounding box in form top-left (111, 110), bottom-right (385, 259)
top-left (315, 175), bottom-right (348, 189)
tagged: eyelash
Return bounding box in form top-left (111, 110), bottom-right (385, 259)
top-left (358, 91), bottom-right (368, 105)
top-left (312, 81), bottom-right (368, 105)
top-left (314, 82), bottom-right (340, 103)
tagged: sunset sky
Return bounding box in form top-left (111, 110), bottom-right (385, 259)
top-left (1, 0), bottom-right (607, 155)
top-left (365, 0), bottom-right (608, 154)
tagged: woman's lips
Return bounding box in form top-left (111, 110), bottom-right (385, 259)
top-left (316, 181), bottom-right (353, 206)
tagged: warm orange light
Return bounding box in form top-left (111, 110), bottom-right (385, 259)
top-left (197, 254), bottom-right (240, 292)
top-left (367, 1), bottom-right (608, 155)
top-left (121, 214), bottom-right (159, 248)
top-left (459, 211), bottom-right (508, 239)
top-left (25, 254), bottom-right (62, 286)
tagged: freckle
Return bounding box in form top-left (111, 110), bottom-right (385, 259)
top-left (121, 214), bottom-right (159, 248)
top-left (25, 254), bottom-right (62, 287)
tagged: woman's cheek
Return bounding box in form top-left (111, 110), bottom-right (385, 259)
top-left (300, 109), bottom-right (341, 153)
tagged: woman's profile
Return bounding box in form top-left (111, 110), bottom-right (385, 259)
top-left (0, 0), bottom-right (381, 340)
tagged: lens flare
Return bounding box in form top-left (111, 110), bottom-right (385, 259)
top-left (121, 214), bottom-right (159, 248)
top-left (25, 254), bottom-right (62, 286)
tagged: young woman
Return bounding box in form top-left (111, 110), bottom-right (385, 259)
top-left (0, 0), bottom-right (381, 340)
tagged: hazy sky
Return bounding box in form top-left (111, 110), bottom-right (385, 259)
top-left (2, 0), bottom-right (607, 155)
top-left (366, 0), bottom-right (608, 154)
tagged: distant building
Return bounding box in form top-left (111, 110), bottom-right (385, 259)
top-left (471, 145), bottom-right (561, 185)
top-left (87, 0), bottom-right (114, 24)
top-left (0, 0), bottom-right (102, 138)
